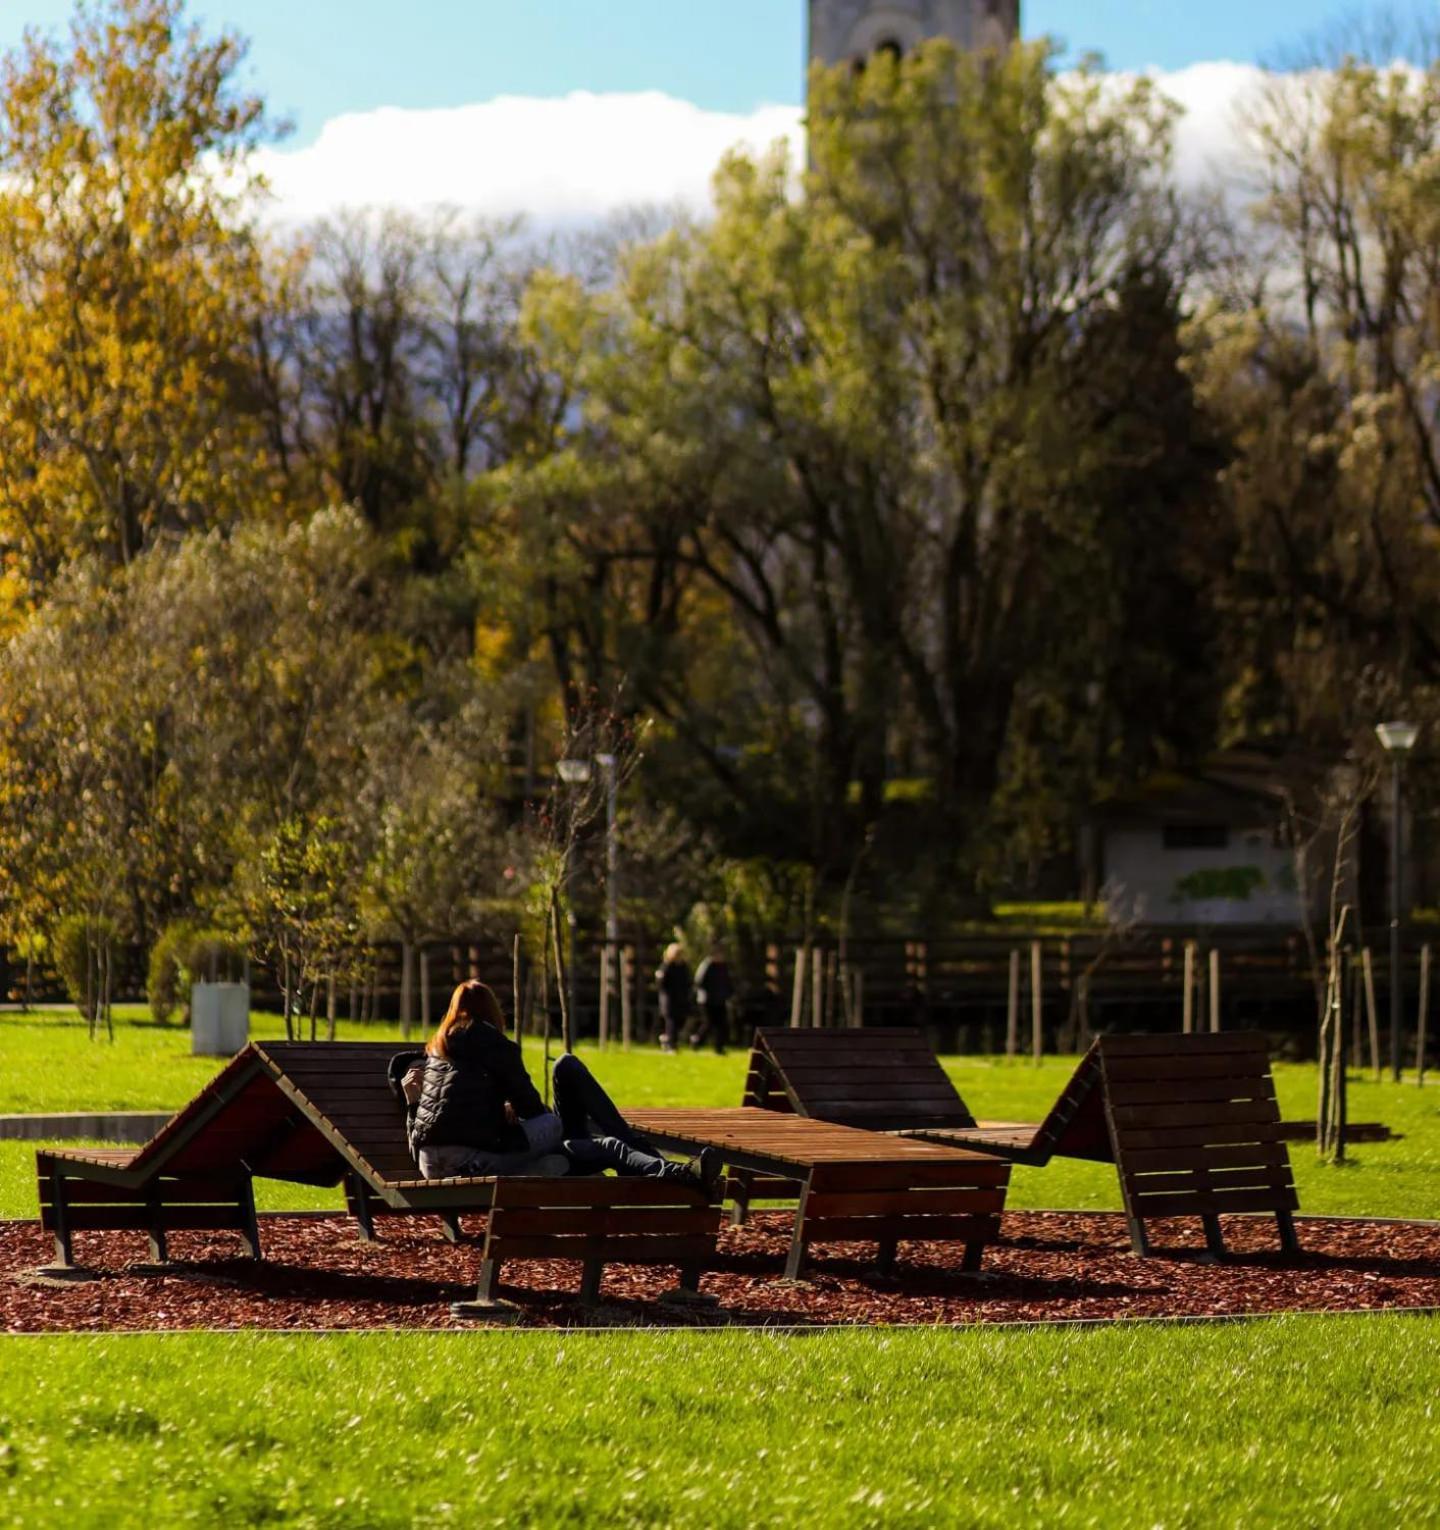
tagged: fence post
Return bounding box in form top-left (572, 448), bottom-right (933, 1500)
top-left (1030, 940), bottom-right (1043, 1064)
top-left (1183, 941), bottom-right (1196, 1033)
top-left (1417, 942), bottom-right (1431, 1086)
top-left (1006, 950), bottom-right (1020, 1059)
top-left (1362, 947), bottom-right (1381, 1079)
top-left (790, 947), bottom-right (807, 1029)
top-left (620, 945), bottom-right (634, 1051)
top-left (1208, 948), bottom-right (1221, 1032)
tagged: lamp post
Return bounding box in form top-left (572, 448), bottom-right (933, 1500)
top-left (595, 753), bottom-right (619, 964)
top-left (1376, 721), bottom-right (1421, 1083)
top-left (556, 754), bottom-right (621, 1044)
top-left (556, 758), bottom-right (592, 1046)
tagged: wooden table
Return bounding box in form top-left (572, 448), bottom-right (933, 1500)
top-left (626, 1106), bottom-right (1010, 1279)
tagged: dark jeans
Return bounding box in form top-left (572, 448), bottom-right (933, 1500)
top-left (552, 1054), bottom-right (687, 1180)
top-left (658, 999), bottom-right (688, 1050)
top-left (685, 1002), bottom-right (729, 1053)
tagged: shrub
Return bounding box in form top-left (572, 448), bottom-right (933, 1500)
top-left (186, 929), bottom-right (246, 986)
top-left (147, 919), bottom-right (199, 1025)
top-left (53, 912), bottom-right (120, 1023)
top-left (148, 922), bottom-right (246, 1025)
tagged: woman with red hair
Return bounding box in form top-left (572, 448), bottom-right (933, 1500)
top-left (404, 980), bottom-right (719, 1195)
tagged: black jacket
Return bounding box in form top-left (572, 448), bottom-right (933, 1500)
top-left (405, 1023), bottom-right (547, 1157)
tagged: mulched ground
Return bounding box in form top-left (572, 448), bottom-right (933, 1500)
top-left (5, 1211), bottom-right (1440, 1331)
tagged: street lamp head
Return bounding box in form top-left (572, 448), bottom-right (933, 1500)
top-left (1375, 721), bottom-right (1421, 756)
top-left (556, 758), bottom-right (593, 785)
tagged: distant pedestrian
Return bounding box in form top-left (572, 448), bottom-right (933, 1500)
top-left (656, 941), bottom-right (692, 1053)
top-left (689, 943), bottom-right (734, 1054)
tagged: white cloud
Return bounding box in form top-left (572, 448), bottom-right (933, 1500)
top-left (249, 66), bottom-right (1277, 228)
top-left (252, 92), bottom-right (805, 228)
top-left (1147, 61), bottom-right (1268, 193)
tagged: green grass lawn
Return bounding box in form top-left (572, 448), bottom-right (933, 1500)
top-left (1, 1317), bottom-right (1437, 1528)
top-left (2, 1007), bottom-right (1437, 1220)
top-left (4, 1009), bottom-right (1440, 1527)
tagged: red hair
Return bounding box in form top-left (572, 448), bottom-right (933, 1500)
top-left (427, 980), bottom-right (506, 1059)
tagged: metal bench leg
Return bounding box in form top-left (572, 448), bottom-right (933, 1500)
top-left (875, 1238), bottom-right (898, 1274)
top-left (439, 1213), bottom-right (462, 1244)
top-left (238, 1176), bottom-right (261, 1261)
top-left (1276, 1210), bottom-right (1300, 1255)
top-left (784, 1181), bottom-right (813, 1280)
top-left (579, 1259), bottom-right (604, 1306)
top-left (1123, 1209), bottom-right (1151, 1257)
top-left (476, 1258), bottom-right (502, 1303)
top-left (1202, 1214), bottom-right (1226, 1259)
top-left (451, 1256), bottom-right (523, 1322)
top-left (961, 1241), bottom-right (985, 1273)
top-left (346, 1172), bottom-right (377, 1242)
top-left (660, 1262), bottom-right (722, 1309)
top-left (146, 1190), bottom-right (168, 1265)
top-left (50, 1167), bottom-right (74, 1268)
top-left (727, 1170), bottom-right (751, 1227)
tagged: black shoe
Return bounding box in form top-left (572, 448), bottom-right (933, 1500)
top-left (689, 1146), bottom-right (723, 1203)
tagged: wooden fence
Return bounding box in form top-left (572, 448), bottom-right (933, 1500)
top-left (6, 926), bottom-right (1437, 1064)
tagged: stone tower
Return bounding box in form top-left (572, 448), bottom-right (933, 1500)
top-left (808, 0), bottom-right (1019, 74)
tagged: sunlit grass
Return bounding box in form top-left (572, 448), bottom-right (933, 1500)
top-left (1, 1317), bottom-right (1437, 1528)
top-left (2, 1009), bottom-right (1438, 1220)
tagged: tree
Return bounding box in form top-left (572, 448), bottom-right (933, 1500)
top-left (504, 40), bottom-right (1208, 906)
top-left (1193, 40), bottom-right (1440, 744)
top-left (356, 694), bottom-right (517, 1039)
top-left (0, 0), bottom-right (283, 592)
top-left (240, 816), bottom-right (358, 1041)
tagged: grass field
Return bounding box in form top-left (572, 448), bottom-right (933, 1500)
top-left (2, 1317), bottom-right (1438, 1528)
top-left (3, 1008), bottom-right (1439, 1528)
top-left (1, 1007), bottom-right (1437, 1221)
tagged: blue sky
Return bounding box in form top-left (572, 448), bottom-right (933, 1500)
top-left (0, 1), bottom-right (1375, 147)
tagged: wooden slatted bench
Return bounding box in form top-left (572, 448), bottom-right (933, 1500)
top-left (1098, 1034), bottom-right (1299, 1257)
top-left (36, 1148), bottom-right (260, 1269)
top-left (742, 1026), bottom-right (1111, 1167)
top-left (34, 1042), bottom-right (721, 1310)
top-left (626, 1106), bottom-right (1009, 1279)
top-left (744, 1028), bottom-right (1300, 1258)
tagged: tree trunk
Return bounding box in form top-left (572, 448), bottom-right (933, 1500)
top-left (400, 939), bottom-right (415, 1042)
top-left (550, 888), bottom-right (573, 1053)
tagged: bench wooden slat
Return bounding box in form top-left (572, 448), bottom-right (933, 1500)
top-left (484, 1233), bottom-right (717, 1264)
top-left (1122, 1142), bottom-right (1292, 1172)
top-left (39, 1205), bottom-right (248, 1233)
top-left (1108, 1100), bottom-right (1280, 1130)
top-left (795, 1213), bottom-right (999, 1243)
top-left (1106, 1078), bottom-right (1278, 1107)
top-left (804, 1188), bottom-right (1008, 1217)
top-left (1128, 1186), bottom-right (1300, 1216)
top-left (490, 1207), bottom-right (717, 1238)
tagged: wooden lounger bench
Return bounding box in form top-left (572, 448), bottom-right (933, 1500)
top-left (743, 1028), bottom-right (1300, 1259)
top-left (626, 1106), bottom-right (1010, 1279)
top-left (36, 1042), bottom-right (721, 1311)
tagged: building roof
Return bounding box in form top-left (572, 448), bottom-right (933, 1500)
top-left (1091, 745), bottom-right (1333, 830)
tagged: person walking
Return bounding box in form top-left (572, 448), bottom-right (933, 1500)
top-left (689, 943), bottom-right (734, 1054)
top-left (655, 942), bottom-right (692, 1053)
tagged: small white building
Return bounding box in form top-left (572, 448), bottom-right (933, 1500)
top-left (1094, 750), bottom-right (1340, 928)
